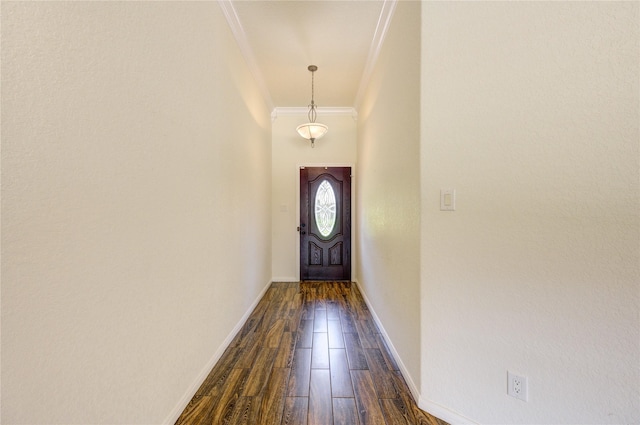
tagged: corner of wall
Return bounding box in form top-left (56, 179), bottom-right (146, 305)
top-left (163, 279), bottom-right (273, 425)
top-left (352, 280), bottom-right (420, 401)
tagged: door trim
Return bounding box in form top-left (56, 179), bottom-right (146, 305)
top-left (296, 163), bottom-right (355, 282)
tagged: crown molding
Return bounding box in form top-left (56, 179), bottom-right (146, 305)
top-left (218, 0), bottom-right (275, 111)
top-left (272, 107), bottom-right (358, 123)
top-left (353, 0), bottom-right (397, 110)
top-left (220, 0), bottom-right (395, 118)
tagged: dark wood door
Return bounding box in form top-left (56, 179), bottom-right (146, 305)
top-left (300, 167), bottom-right (351, 281)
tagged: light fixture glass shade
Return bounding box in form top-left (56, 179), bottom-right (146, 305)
top-left (296, 122), bottom-right (328, 141)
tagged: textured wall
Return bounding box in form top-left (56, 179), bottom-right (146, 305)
top-left (420, 2), bottom-right (639, 423)
top-left (1, 2), bottom-right (271, 423)
top-left (271, 113), bottom-right (356, 281)
top-left (356, 0), bottom-right (422, 394)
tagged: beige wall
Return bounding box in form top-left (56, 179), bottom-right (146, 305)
top-left (1, 2), bottom-right (272, 424)
top-left (271, 112), bottom-right (357, 281)
top-left (356, 0), bottom-right (422, 396)
top-left (420, 2), bottom-right (639, 423)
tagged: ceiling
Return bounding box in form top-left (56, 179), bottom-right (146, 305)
top-left (219, 0), bottom-right (396, 111)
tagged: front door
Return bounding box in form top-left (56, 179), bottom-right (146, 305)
top-left (300, 167), bottom-right (351, 281)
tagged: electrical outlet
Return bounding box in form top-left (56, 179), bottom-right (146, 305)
top-left (507, 371), bottom-right (528, 401)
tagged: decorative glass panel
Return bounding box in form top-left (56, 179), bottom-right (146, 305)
top-left (315, 180), bottom-right (337, 237)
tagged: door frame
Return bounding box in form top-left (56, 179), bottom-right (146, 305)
top-left (296, 163), bottom-right (355, 281)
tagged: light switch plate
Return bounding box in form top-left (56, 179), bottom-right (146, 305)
top-left (440, 189), bottom-right (455, 211)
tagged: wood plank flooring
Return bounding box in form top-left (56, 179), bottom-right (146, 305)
top-left (176, 281), bottom-right (448, 425)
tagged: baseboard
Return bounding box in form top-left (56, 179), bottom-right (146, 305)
top-left (352, 280), bottom-right (421, 401)
top-left (418, 398), bottom-right (478, 425)
top-left (271, 277), bottom-right (299, 282)
top-left (163, 279), bottom-right (273, 425)
top-left (353, 280), bottom-right (477, 425)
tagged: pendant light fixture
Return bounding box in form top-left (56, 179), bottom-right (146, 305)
top-left (296, 65), bottom-right (328, 148)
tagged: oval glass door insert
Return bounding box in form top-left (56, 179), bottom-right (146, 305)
top-left (315, 180), bottom-right (337, 237)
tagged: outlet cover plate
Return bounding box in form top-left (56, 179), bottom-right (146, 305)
top-left (507, 371), bottom-right (528, 401)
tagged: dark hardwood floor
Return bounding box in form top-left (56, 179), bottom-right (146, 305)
top-left (176, 281), bottom-right (448, 425)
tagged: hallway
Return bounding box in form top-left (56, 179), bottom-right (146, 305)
top-left (176, 282), bottom-right (447, 425)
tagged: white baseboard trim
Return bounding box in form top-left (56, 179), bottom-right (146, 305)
top-left (163, 279), bottom-right (273, 425)
top-left (353, 280), bottom-right (477, 425)
top-left (352, 280), bottom-right (421, 401)
top-left (419, 398), bottom-right (478, 425)
top-left (271, 277), bottom-right (299, 283)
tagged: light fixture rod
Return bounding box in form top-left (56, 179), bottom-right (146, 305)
top-left (308, 65), bottom-right (318, 123)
